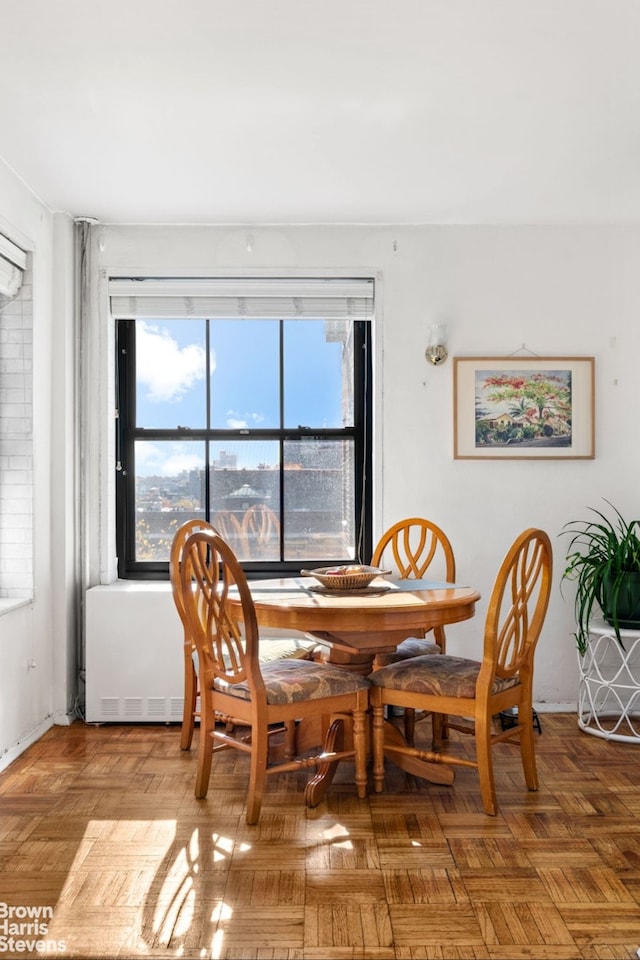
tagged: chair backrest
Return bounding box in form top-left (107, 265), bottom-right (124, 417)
top-left (242, 503), bottom-right (281, 559)
top-left (211, 511), bottom-right (249, 558)
top-left (180, 529), bottom-right (265, 698)
top-left (480, 527), bottom-right (552, 688)
top-left (371, 517), bottom-right (455, 582)
top-left (169, 519), bottom-right (215, 629)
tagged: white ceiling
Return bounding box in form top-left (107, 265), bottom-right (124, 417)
top-left (1, 0), bottom-right (639, 225)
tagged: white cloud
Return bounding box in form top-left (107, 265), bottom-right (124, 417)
top-left (161, 451), bottom-right (204, 476)
top-left (137, 321), bottom-right (209, 402)
top-left (135, 442), bottom-right (163, 472)
top-left (225, 409), bottom-right (265, 429)
top-left (136, 441), bottom-right (203, 477)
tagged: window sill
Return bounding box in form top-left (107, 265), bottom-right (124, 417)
top-left (0, 597), bottom-right (33, 616)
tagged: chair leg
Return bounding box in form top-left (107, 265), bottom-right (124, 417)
top-left (475, 714), bottom-right (497, 816)
top-left (431, 712), bottom-right (444, 750)
top-left (404, 708), bottom-right (445, 747)
top-left (433, 625), bottom-right (449, 740)
top-left (403, 708), bottom-right (416, 746)
top-left (283, 720), bottom-right (297, 760)
top-left (194, 694), bottom-right (215, 799)
top-left (372, 700), bottom-right (386, 794)
top-left (519, 706), bottom-right (539, 792)
top-left (180, 658), bottom-right (197, 751)
top-left (246, 724), bottom-right (269, 825)
top-left (352, 708), bottom-right (368, 799)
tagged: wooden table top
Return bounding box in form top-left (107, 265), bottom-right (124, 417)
top-left (237, 577), bottom-right (481, 656)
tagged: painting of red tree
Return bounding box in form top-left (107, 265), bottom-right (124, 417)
top-left (474, 368), bottom-right (572, 448)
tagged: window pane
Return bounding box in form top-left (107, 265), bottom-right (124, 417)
top-left (283, 438), bottom-right (355, 560)
top-left (134, 440), bottom-right (205, 561)
top-left (210, 440), bottom-right (281, 561)
top-left (210, 319), bottom-right (280, 429)
top-left (135, 319), bottom-right (207, 429)
top-left (116, 308), bottom-right (371, 578)
top-left (284, 319), bottom-right (353, 428)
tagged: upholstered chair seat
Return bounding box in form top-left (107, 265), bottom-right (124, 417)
top-left (372, 637), bottom-right (441, 668)
top-left (214, 656), bottom-right (370, 704)
top-left (371, 653), bottom-right (520, 699)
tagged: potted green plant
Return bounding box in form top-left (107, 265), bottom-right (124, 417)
top-left (561, 500), bottom-right (640, 654)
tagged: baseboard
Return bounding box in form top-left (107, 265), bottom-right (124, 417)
top-left (534, 702), bottom-right (576, 713)
top-left (0, 716), bottom-right (54, 773)
top-left (53, 709), bottom-right (76, 726)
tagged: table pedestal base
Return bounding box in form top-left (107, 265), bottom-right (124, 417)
top-left (304, 718), bottom-right (344, 807)
top-left (295, 712), bottom-right (455, 808)
top-left (381, 722), bottom-right (455, 785)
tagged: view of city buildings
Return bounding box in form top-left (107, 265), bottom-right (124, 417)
top-left (135, 443), bottom-right (355, 563)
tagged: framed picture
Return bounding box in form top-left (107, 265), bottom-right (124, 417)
top-left (453, 356), bottom-right (595, 460)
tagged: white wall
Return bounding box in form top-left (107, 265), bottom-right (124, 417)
top-left (0, 198), bottom-right (637, 765)
top-left (0, 163), bottom-right (76, 769)
top-left (86, 223), bottom-right (640, 710)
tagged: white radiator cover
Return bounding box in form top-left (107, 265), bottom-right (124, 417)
top-left (84, 580), bottom-right (310, 723)
top-left (85, 582), bottom-right (184, 723)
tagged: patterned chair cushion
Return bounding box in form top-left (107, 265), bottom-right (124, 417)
top-left (369, 654), bottom-right (520, 699)
top-left (257, 636), bottom-right (318, 663)
top-left (373, 637), bottom-right (441, 668)
top-left (214, 657), bottom-right (371, 705)
top-left (192, 635), bottom-right (317, 674)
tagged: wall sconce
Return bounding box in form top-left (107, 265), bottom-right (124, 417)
top-left (425, 322), bottom-right (448, 366)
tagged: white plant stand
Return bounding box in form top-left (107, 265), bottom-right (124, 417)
top-left (578, 618), bottom-right (640, 742)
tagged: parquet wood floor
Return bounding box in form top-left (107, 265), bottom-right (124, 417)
top-left (1, 714), bottom-right (640, 959)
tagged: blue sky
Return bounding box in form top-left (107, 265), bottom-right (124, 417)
top-left (135, 318), bottom-right (349, 475)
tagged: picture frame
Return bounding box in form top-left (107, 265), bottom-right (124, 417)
top-left (453, 356), bottom-right (595, 460)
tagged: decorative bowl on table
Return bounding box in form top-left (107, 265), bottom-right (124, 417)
top-left (301, 564), bottom-right (391, 591)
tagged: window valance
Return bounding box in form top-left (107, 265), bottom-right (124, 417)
top-left (109, 277), bottom-right (375, 321)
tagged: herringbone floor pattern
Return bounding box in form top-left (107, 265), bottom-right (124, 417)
top-left (1, 714), bottom-right (640, 959)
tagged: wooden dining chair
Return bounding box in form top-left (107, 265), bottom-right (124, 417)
top-left (211, 510), bottom-right (248, 558)
top-left (371, 517), bottom-right (456, 663)
top-left (170, 519), bottom-right (216, 750)
top-left (370, 528), bottom-right (552, 815)
top-left (170, 519), bottom-right (316, 751)
top-left (242, 503), bottom-right (280, 560)
top-left (370, 517), bottom-right (456, 742)
top-left (180, 528), bottom-right (370, 823)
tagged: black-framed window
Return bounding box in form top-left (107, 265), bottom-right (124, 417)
top-left (113, 277), bottom-right (373, 579)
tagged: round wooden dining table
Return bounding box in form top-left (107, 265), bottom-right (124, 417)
top-left (242, 575), bottom-right (480, 670)
top-left (231, 574), bottom-right (481, 803)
